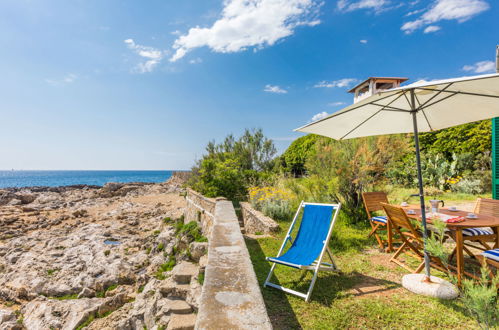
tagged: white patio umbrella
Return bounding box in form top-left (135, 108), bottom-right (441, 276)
top-left (295, 73), bottom-right (499, 282)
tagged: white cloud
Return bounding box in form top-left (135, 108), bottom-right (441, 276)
top-left (264, 84), bottom-right (288, 94)
top-left (462, 60), bottom-right (495, 73)
top-left (171, 30), bottom-right (182, 36)
top-left (337, 0), bottom-right (391, 13)
top-left (45, 73), bottom-right (77, 86)
top-left (189, 58), bottom-right (203, 64)
top-left (169, 0), bottom-right (322, 62)
top-left (423, 25), bottom-right (441, 33)
top-left (360, 39), bottom-right (368, 44)
top-left (310, 111), bottom-right (329, 122)
top-left (314, 78), bottom-right (357, 88)
top-left (328, 101), bottom-right (346, 106)
top-left (124, 39), bottom-right (166, 73)
top-left (401, 0), bottom-right (489, 34)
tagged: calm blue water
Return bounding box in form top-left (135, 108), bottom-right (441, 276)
top-left (0, 170), bottom-right (175, 188)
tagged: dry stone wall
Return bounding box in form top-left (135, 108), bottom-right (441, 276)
top-left (184, 190), bottom-right (272, 329)
top-left (185, 189), bottom-right (216, 238)
top-left (240, 202), bottom-right (280, 234)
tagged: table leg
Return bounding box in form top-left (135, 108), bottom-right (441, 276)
top-left (494, 227), bottom-right (499, 249)
top-left (455, 228), bottom-right (463, 287)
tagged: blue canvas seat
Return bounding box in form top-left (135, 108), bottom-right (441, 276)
top-left (462, 227), bottom-right (494, 236)
top-left (264, 202), bottom-right (341, 302)
top-left (482, 248), bottom-right (499, 262)
top-left (371, 215), bottom-right (387, 224)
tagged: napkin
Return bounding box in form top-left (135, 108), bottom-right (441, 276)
top-left (427, 213), bottom-right (465, 223)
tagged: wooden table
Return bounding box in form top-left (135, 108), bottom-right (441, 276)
top-left (401, 206), bottom-right (499, 285)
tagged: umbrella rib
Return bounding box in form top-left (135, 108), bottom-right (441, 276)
top-left (419, 92), bottom-right (458, 110)
top-left (370, 103), bottom-right (409, 112)
top-left (416, 88), bottom-right (499, 99)
top-left (418, 83), bottom-right (454, 109)
top-left (295, 92), bottom-right (403, 130)
top-left (339, 109), bottom-right (383, 140)
top-left (338, 92), bottom-right (409, 140)
top-left (421, 109), bottom-right (433, 131)
top-left (402, 91), bottom-right (412, 110)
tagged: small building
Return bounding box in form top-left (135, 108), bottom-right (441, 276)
top-left (348, 77), bottom-right (408, 103)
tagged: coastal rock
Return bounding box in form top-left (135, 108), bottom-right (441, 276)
top-left (22, 295), bottom-right (126, 330)
top-left (189, 242), bottom-right (208, 262)
top-left (0, 190), bottom-right (16, 206)
top-left (15, 194), bottom-right (36, 205)
top-left (0, 310), bottom-right (16, 324)
top-left (103, 182), bottom-right (124, 192)
top-left (0, 180), bottom-right (196, 329)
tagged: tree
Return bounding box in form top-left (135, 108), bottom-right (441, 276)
top-left (189, 128), bottom-right (277, 200)
top-left (280, 134), bottom-right (322, 177)
top-left (419, 120), bottom-right (491, 158)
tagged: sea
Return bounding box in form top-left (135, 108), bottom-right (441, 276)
top-left (0, 170), bottom-right (175, 188)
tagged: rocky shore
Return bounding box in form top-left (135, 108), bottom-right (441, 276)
top-left (0, 175), bottom-right (206, 330)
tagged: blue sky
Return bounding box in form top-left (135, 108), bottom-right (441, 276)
top-left (0, 0), bottom-right (497, 170)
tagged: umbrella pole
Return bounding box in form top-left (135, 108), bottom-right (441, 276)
top-left (410, 91), bottom-right (432, 281)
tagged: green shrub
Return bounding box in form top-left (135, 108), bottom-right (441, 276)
top-left (450, 177), bottom-right (484, 194)
top-left (47, 269), bottom-right (58, 276)
top-left (160, 256), bottom-right (176, 272)
top-left (198, 272), bottom-right (205, 285)
top-left (280, 134), bottom-right (323, 176)
top-left (178, 221), bottom-right (207, 242)
top-left (188, 128), bottom-right (277, 201)
top-left (249, 186), bottom-right (292, 221)
top-left (426, 220), bottom-right (499, 328)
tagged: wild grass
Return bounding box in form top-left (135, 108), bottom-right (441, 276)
top-left (246, 209), bottom-right (479, 329)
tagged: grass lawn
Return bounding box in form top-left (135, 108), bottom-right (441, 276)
top-left (246, 208), bottom-right (483, 329)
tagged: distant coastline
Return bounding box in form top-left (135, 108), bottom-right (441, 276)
top-left (0, 170), bottom-right (188, 189)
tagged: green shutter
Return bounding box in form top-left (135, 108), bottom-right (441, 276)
top-left (493, 118), bottom-right (499, 199)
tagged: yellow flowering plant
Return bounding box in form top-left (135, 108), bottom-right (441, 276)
top-left (248, 186), bottom-right (292, 221)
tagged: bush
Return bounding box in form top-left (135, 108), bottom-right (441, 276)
top-left (450, 177), bottom-right (484, 194)
top-left (298, 135), bottom-right (409, 223)
top-left (189, 128), bottom-right (277, 201)
top-left (280, 134), bottom-right (323, 177)
top-left (249, 186), bottom-right (292, 221)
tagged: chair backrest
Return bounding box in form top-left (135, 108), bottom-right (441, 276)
top-left (381, 203), bottom-right (422, 243)
top-left (362, 192), bottom-right (389, 217)
top-left (474, 198), bottom-right (499, 217)
top-left (287, 203), bottom-right (339, 266)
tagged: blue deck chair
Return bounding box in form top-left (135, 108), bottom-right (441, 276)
top-left (264, 201), bottom-right (341, 302)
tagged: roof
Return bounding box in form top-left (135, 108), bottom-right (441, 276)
top-left (348, 77), bottom-right (409, 93)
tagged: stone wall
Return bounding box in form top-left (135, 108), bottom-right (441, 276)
top-left (240, 202), bottom-right (280, 235)
top-left (196, 199), bottom-right (272, 329)
top-left (184, 188), bottom-right (216, 238)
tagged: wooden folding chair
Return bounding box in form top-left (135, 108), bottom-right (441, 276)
top-left (362, 192), bottom-right (392, 251)
top-left (381, 203), bottom-right (447, 274)
top-left (448, 198), bottom-right (498, 262)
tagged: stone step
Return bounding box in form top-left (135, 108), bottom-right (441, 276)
top-left (160, 279), bottom-right (191, 299)
top-left (167, 313), bottom-right (196, 330)
top-left (172, 262), bottom-right (198, 285)
top-left (168, 299), bottom-right (192, 315)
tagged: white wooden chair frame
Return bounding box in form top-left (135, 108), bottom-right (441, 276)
top-left (264, 201), bottom-right (341, 302)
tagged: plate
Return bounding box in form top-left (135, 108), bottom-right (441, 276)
top-left (466, 215), bottom-right (478, 219)
top-left (448, 209), bottom-right (459, 212)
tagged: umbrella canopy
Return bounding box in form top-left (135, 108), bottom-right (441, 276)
top-left (295, 72), bottom-right (499, 281)
top-left (296, 73), bottom-right (499, 139)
